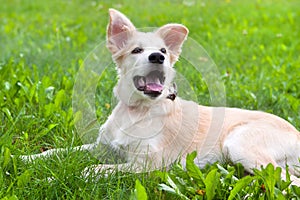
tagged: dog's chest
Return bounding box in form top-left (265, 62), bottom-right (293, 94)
top-left (104, 103), bottom-right (167, 152)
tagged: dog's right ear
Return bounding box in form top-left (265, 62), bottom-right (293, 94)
top-left (107, 9), bottom-right (136, 54)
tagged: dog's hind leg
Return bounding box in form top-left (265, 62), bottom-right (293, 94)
top-left (18, 143), bottom-right (97, 162)
top-left (222, 124), bottom-right (300, 186)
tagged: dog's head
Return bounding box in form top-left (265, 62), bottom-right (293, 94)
top-left (107, 9), bottom-right (188, 107)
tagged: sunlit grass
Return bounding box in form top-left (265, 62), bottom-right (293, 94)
top-left (1, 0), bottom-right (299, 199)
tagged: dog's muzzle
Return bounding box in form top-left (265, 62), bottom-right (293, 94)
top-left (133, 70), bottom-right (165, 98)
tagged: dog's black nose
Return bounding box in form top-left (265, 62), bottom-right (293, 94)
top-left (149, 53), bottom-right (165, 64)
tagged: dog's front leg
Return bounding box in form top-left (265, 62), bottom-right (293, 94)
top-left (18, 143), bottom-right (96, 162)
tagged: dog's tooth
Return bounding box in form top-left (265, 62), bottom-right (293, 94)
top-left (138, 77), bottom-right (145, 86)
top-left (155, 77), bottom-right (160, 84)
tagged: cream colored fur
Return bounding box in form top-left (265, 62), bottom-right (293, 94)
top-left (21, 9), bottom-right (300, 186)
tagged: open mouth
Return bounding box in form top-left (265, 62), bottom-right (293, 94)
top-left (133, 70), bottom-right (165, 98)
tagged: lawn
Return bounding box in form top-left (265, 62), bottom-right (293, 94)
top-left (1, 0), bottom-right (300, 199)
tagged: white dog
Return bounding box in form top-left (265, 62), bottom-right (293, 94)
top-left (21, 9), bottom-right (300, 186)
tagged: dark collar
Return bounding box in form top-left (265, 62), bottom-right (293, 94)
top-left (167, 93), bottom-right (176, 101)
top-left (167, 82), bottom-right (177, 101)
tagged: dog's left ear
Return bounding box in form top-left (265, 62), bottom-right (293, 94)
top-left (156, 24), bottom-right (189, 60)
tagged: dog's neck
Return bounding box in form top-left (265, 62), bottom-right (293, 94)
top-left (124, 92), bottom-right (177, 111)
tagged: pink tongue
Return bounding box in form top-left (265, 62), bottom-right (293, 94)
top-left (145, 83), bottom-right (163, 92)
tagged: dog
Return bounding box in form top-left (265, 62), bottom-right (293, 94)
top-left (20, 8), bottom-right (300, 186)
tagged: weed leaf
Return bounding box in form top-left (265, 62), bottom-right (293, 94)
top-left (228, 176), bottom-right (253, 200)
top-left (17, 170), bottom-right (32, 187)
top-left (204, 169), bottom-right (219, 200)
top-left (131, 179), bottom-right (148, 200)
top-left (158, 175), bottom-right (189, 200)
top-left (3, 147), bottom-right (11, 168)
top-left (186, 151), bottom-right (204, 185)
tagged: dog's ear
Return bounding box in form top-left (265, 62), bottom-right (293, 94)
top-left (107, 9), bottom-right (136, 54)
top-left (156, 24), bottom-right (188, 60)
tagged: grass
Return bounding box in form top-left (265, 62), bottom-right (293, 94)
top-left (1, 0), bottom-right (300, 199)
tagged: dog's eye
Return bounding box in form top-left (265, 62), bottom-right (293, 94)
top-left (131, 47), bottom-right (144, 54)
top-left (160, 48), bottom-right (167, 54)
